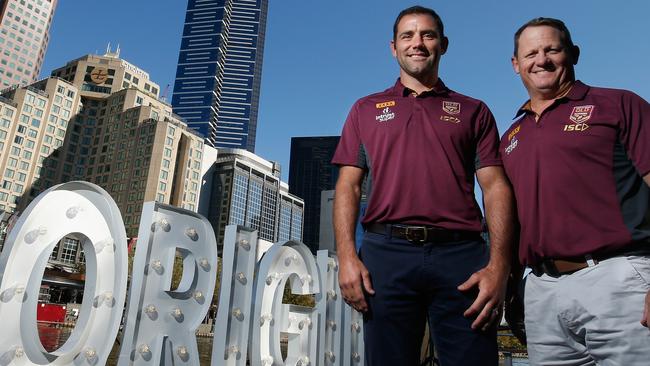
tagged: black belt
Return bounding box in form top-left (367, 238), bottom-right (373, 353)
top-left (531, 242), bottom-right (649, 277)
top-left (365, 223), bottom-right (482, 244)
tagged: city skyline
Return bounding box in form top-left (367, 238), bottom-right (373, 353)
top-left (38, 0), bottom-right (650, 183)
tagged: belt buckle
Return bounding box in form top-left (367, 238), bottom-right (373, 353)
top-left (541, 260), bottom-right (560, 277)
top-left (404, 226), bottom-right (428, 243)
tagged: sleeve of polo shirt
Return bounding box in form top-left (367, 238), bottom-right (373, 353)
top-left (473, 102), bottom-right (503, 169)
top-left (618, 91), bottom-right (650, 176)
top-left (332, 101), bottom-right (368, 170)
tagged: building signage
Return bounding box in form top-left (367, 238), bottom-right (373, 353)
top-left (0, 182), bottom-right (364, 366)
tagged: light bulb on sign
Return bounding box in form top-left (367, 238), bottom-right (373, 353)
top-left (232, 308), bottom-right (244, 321)
top-left (177, 346), bottom-right (189, 358)
top-left (185, 227), bottom-right (198, 241)
top-left (298, 317), bottom-right (312, 330)
top-left (138, 344), bottom-right (151, 355)
top-left (235, 272), bottom-right (247, 285)
top-left (199, 258), bottom-right (210, 270)
top-left (66, 205), bottom-right (81, 219)
top-left (171, 307), bottom-right (183, 321)
top-left (238, 239), bottom-right (250, 251)
top-left (24, 226), bottom-right (47, 244)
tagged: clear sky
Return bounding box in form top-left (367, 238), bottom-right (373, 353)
top-left (42, 1), bottom-right (650, 183)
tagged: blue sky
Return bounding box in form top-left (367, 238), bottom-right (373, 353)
top-left (42, 1), bottom-right (650, 182)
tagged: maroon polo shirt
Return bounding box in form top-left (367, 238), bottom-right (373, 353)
top-left (332, 79), bottom-right (502, 231)
top-left (501, 81), bottom-right (650, 266)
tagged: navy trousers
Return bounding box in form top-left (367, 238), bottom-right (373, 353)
top-left (360, 230), bottom-right (498, 366)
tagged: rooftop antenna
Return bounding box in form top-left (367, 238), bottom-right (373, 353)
top-left (104, 42), bottom-right (120, 58)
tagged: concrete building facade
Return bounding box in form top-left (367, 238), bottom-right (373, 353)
top-left (0, 52), bottom-right (204, 237)
top-left (49, 52), bottom-right (204, 236)
top-left (0, 0), bottom-right (57, 87)
top-left (0, 76), bottom-right (80, 212)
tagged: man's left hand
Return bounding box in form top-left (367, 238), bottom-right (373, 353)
top-left (458, 264), bottom-right (509, 331)
top-left (642, 290), bottom-right (650, 328)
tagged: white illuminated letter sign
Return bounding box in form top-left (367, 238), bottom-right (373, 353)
top-left (315, 251), bottom-right (345, 366)
top-left (211, 225), bottom-right (258, 366)
top-left (251, 241), bottom-right (321, 366)
top-left (0, 181), bottom-right (128, 365)
top-left (118, 202), bottom-right (217, 366)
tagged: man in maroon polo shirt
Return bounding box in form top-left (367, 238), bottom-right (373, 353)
top-left (332, 6), bottom-right (515, 366)
top-left (502, 17), bottom-right (650, 364)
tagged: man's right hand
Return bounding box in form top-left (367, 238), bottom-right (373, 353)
top-left (338, 255), bottom-right (375, 312)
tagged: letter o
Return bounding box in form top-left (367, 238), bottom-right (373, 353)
top-left (0, 181), bottom-right (128, 365)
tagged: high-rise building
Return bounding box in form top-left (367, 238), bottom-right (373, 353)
top-left (201, 148), bottom-right (303, 249)
top-left (0, 0), bottom-right (58, 87)
top-left (288, 136), bottom-right (340, 251)
top-left (47, 52), bottom-right (204, 236)
top-left (0, 76), bottom-right (80, 213)
top-left (0, 51), bottom-right (204, 236)
top-left (172, 0), bottom-right (268, 152)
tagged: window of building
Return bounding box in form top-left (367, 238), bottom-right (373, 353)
top-left (60, 237), bottom-right (79, 264)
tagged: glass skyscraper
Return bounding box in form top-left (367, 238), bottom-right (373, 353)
top-left (206, 148), bottom-right (303, 249)
top-left (172, 0), bottom-right (268, 152)
top-left (288, 136), bottom-right (341, 251)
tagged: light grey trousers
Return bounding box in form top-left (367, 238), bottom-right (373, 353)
top-left (524, 255), bottom-right (650, 366)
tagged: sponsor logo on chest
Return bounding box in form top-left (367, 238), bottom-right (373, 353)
top-left (504, 125), bottom-right (521, 155)
top-left (440, 101), bottom-right (461, 123)
top-left (375, 101), bottom-right (396, 122)
top-left (564, 105), bottom-right (594, 132)
top-left (507, 125), bottom-right (520, 141)
top-left (505, 136), bottom-right (519, 155)
top-left (442, 101), bottom-right (461, 115)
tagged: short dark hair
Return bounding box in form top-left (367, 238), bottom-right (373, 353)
top-left (513, 17), bottom-right (576, 57)
top-left (393, 6), bottom-right (445, 41)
